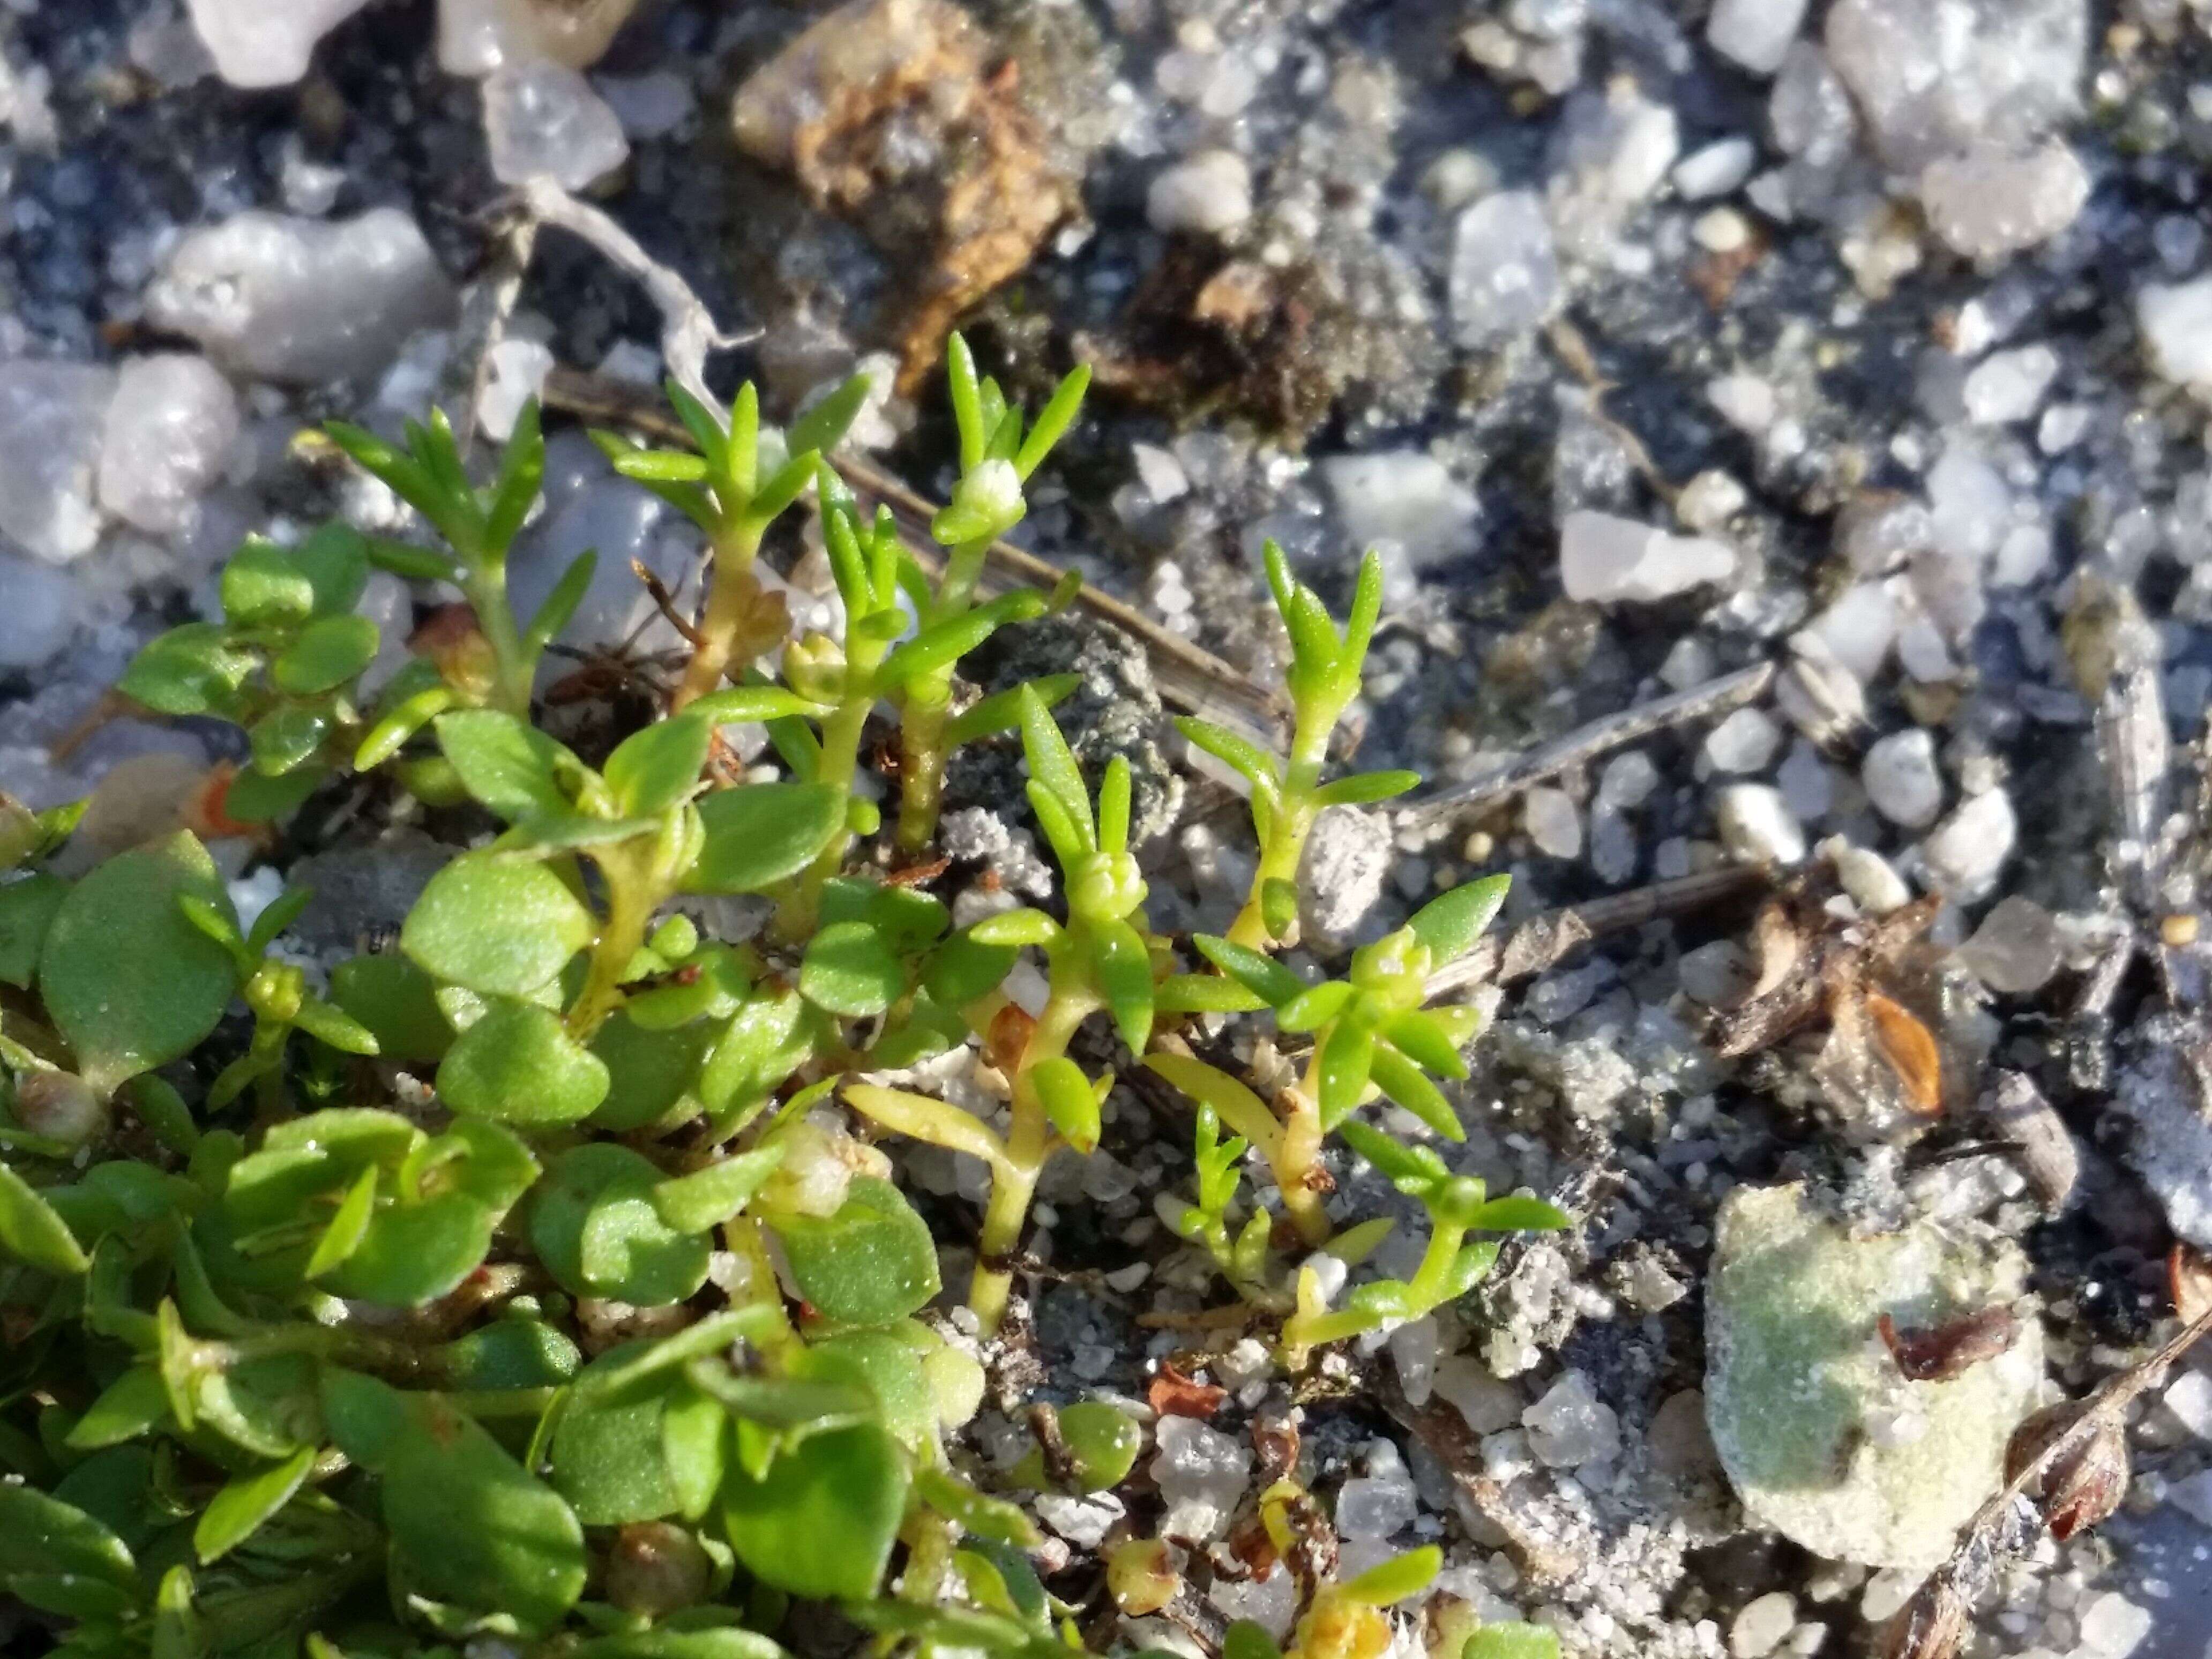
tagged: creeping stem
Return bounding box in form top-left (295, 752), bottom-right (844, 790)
top-left (1225, 729), bottom-right (1331, 950)
top-left (968, 980), bottom-right (1097, 1332)
top-left (671, 530), bottom-right (766, 712)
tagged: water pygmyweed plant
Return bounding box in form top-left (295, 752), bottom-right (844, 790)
top-left (591, 371), bottom-right (871, 710)
top-left (1177, 542), bottom-right (1415, 951)
top-left (0, 332), bottom-right (1570, 1659)
top-left (846, 685), bottom-right (1152, 1333)
top-left (1150, 874), bottom-right (1512, 1247)
top-left (892, 333), bottom-right (1090, 856)
top-left (768, 468), bottom-right (1076, 940)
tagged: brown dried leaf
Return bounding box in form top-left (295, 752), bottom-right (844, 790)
top-left (1148, 1362), bottom-right (1227, 1420)
top-left (1865, 989), bottom-right (1943, 1113)
top-left (987, 1002), bottom-right (1036, 1074)
top-left (2173, 1244), bottom-right (2212, 1324)
top-left (1878, 1306), bottom-right (2018, 1382)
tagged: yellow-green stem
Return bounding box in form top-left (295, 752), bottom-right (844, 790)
top-left (774, 694), bottom-right (871, 941)
top-left (895, 685), bottom-right (951, 857)
top-left (969, 984), bottom-right (1097, 1332)
top-left (893, 536), bottom-right (992, 855)
top-left (566, 855), bottom-right (655, 1042)
top-left (671, 530), bottom-right (764, 712)
top-left (1225, 736), bottom-right (1330, 950)
top-left (1275, 1076), bottom-right (1330, 1247)
top-left (460, 563), bottom-right (534, 719)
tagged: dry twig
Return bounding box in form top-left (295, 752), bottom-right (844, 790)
top-left (1404, 663), bottom-right (1775, 824)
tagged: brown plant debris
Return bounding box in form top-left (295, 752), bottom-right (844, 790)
top-left (732, 0), bottom-right (1077, 392)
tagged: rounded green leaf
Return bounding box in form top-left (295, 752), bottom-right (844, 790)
top-left (38, 832), bottom-right (239, 1096)
top-left (685, 783), bottom-right (843, 895)
top-left (249, 703), bottom-right (330, 776)
top-left (290, 522), bottom-right (372, 615)
top-left (401, 854), bottom-right (594, 997)
top-left (604, 716), bottom-right (711, 818)
top-left (768, 1176), bottom-right (939, 1326)
top-left (791, 1329), bottom-right (936, 1453)
top-left (0, 871), bottom-right (67, 988)
top-left (434, 711), bottom-right (578, 823)
top-left (720, 1422), bottom-right (908, 1600)
top-left (320, 1370), bottom-right (585, 1632)
top-left (588, 1013), bottom-right (712, 1131)
top-left (331, 1195), bottom-right (502, 1307)
top-left (273, 612), bottom-right (379, 696)
top-left (221, 537), bottom-right (314, 626)
top-left (437, 998), bottom-right (609, 1125)
top-left (118, 624), bottom-right (256, 716)
top-left (531, 1144), bottom-right (710, 1306)
top-left (551, 1343), bottom-right (682, 1526)
top-left (0, 1485), bottom-right (139, 1591)
top-left (798, 921), bottom-right (905, 1018)
top-left (330, 953), bottom-right (453, 1063)
top-left (1339, 1543), bottom-right (1440, 1606)
top-left (1463, 1627), bottom-right (1563, 1659)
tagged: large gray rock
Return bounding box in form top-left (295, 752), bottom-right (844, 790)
top-left (1705, 1183), bottom-right (2043, 1568)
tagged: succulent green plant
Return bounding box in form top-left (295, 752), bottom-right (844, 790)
top-left (1176, 543), bottom-right (1413, 951)
top-left (0, 340), bottom-right (1564, 1659)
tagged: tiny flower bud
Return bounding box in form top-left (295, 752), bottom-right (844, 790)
top-left (603, 1521), bottom-right (713, 1616)
top-left (1105, 1538), bottom-right (1180, 1617)
top-left (13, 1071), bottom-right (106, 1148)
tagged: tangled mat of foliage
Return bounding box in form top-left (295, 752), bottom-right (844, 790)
top-left (0, 341), bottom-right (1567, 1659)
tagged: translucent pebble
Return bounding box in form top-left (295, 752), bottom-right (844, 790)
top-left (1707, 0), bottom-right (1807, 74)
top-left (1449, 190), bottom-right (1561, 345)
top-left (2160, 1368), bottom-right (2212, 1441)
top-left (1146, 150), bottom-right (1252, 235)
top-left (184, 0), bottom-right (370, 88)
top-left (1729, 1592), bottom-right (1799, 1658)
top-left (1149, 1415), bottom-right (1252, 1540)
top-left (1521, 1370), bottom-right (1621, 1467)
top-left (0, 360), bottom-right (116, 563)
top-left (1962, 345), bottom-right (2058, 424)
top-left (146, 209), bottom-right (459, 386)
top-left (1388, 1317), bottom-right (1439, 1406)
top-left (1776, 740), bottom-right (1834, 823)
top-left (1672, 137), bottom-right (1757, 200)
top-left (98, 354), bottom-right (240, 536)
top-left (594, 69), bottom-right (694, 140)
top-left (476, 338), bottom-right (555, 442)
top-left (2075, 1591), bottom-right (2153, 1657)
top-left (0, 551), bottom-right (81, 668)
top-left (1432, 1356), bottom-right (1522, 1434)
top-left (1715, 785), bottom-right (1806, 866)
top-left (1825, 0), bottom-right (2087, 172)
top-left (1957, 894), bottom-right (2061, 993)
top-left (1523, 787), bottom-right (1583, 860)
top-left (1559, 511), bottom-right (1734, 603)
top-left (2139, 275), bottom-right (2212, 392)
top-left (1334, 1473), bottom-right (1417, 1540)
top-left (1598, 751), bottom-right (1659, 811)
top-left (484, 59), bottom-right (630, 189)
top-left (1918, 141), bottom-right (2089, 262)
top-left (1321, 453), bottom-right (1478, 569)
top-left (1703, 707), bottom-right (1782, 775)
top-left (1921, 787), bottom-right (2016, 897)
top-left (438, 0), bottom-right (641, 77)
top-left (1861, 729), bottom-right (1944, 827)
